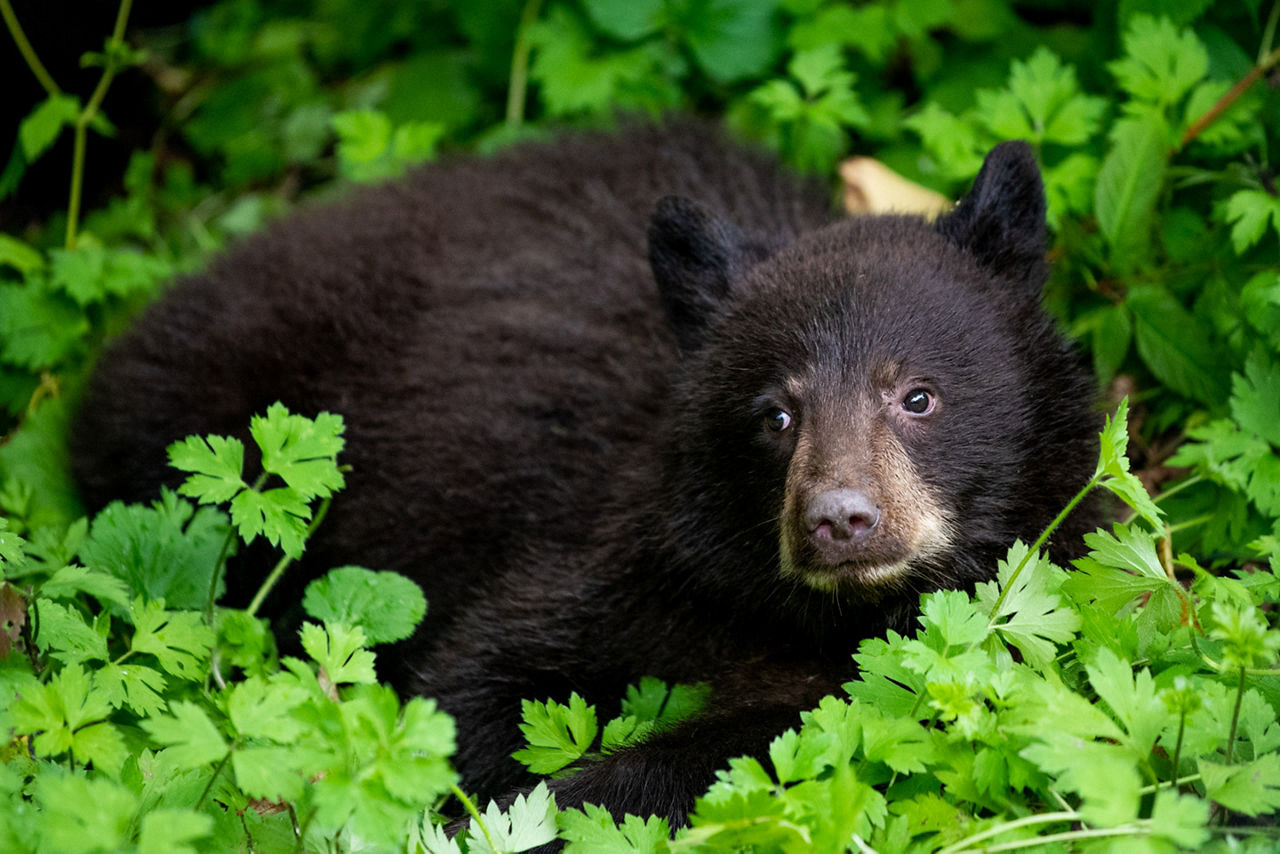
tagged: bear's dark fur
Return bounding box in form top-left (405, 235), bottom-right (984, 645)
top-left (73, 120), bottom-right (1100, 824)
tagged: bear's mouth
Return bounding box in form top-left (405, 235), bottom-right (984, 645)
top-left (779, 548), bottom-right (918, 596)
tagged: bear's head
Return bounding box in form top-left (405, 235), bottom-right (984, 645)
top-left (647, 142), bottom-right (1098, 625)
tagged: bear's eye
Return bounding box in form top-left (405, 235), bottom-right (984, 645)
top-left (901, 389), bottom-right (934, 416)
top-left (764, 407), bottom-right (793, 433)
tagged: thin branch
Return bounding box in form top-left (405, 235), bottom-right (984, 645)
top-left (0, 0), bottom-right (61, 97)
top-left (1181, 44), bottom-right (1280, 149)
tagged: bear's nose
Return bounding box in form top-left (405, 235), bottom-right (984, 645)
top-left (805, 488), bottom-right (881, 543)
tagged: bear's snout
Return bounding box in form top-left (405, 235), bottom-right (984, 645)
top-left (805, 488), bottom-right (881, 544)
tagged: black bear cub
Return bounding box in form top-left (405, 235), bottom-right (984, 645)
top-left (73, 121), bottom-right (1099, 824)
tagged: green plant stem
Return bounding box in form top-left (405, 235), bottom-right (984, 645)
top-left (450, 783), bottom-right (497, 851)
top-left (1151, 474), bottom-right (1203, 504)
top-left (1169, 709), bottom-right (1187, 790)
top-left (244, 495), bottom-right (332, 618)
top-left (936, 810), bottom-right (1080, 854)
top-left (963, 825), bottom-right (1148, 852)
top-left (1261, 0), bottom-right (1280, 61)
top-left (195, 751), bottom-right (231, 810)
top-left (985, 472), bottom-right (1101, 621)
top-left (66, 0), bottom-right (134, 250)
top-left (204, 472), bottom-right (267, 625)
top-left (1225, 666), bottom-right (1246, 764)
top-left (1181, 42), bottom-right (1280, 149)
top-left (0, 0), bottom-right (61, 96)
top-left (505, 0), bottom-right (544, 127)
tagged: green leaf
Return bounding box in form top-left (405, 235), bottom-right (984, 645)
top-left (974, 48), bottom-right (1104, 146)
top-left (1199, 754), bottom-right (1280, 815)
top-left (299, 621), bottom-right (376, 685)
top-left (128, 598), bottom-right (214, 680)
top-left (1083, 647), bottom-right (1171, 756)
top-left (620, 677), bottom-right (710, 728)
top-left (94, 661), bottom-right (167, 716)
top-left (678, 0), bottom-right (782, 84)
top-left (78, 490), bottom-right (230, 610)
top-left (332, 109), bottom-right (392, 164)
top-left (137, 808), bottom-right (214, 854)
top-left (34, 599), bottom-right (108, 665)
top-left (226, 674), bottom-right (307, 742)
top-left (1108, 14), bottom-right (1208, 106)
top-left (513, 692), bottom-right (599, 775)
top-left (167, 434), bottom-right (246, 505)
top-left (1095, 117), bottom-right (1168, 267)
top-left (1231, 347), bottom-right (1280, 447)
top-left (560, 803), bottom-right (671, 853)
top-left (18, 95), bottom-right (81, 162)
top-left (302, 566), bottom-right (426, 644)
top-left (250, 403), bottom-right (345, 499)
top-left (0, 233), bottom-right (45, 274)
top-left (1225, 189), bottom-right (1280, 255)
top-left (1127, 284), bottom-right (1228, 407)
top-left (466, 782), bottom-right (559, 854)
top-left (228, 486), bottom-right (310, 557)
top-left (31, 773), bottom-right (135, 852)
top-left (582, 0), bottom-right (665, 40)
top-left (1091, 304), bottom-right (1132, 383)
top-left (0, 282), bottom-right (89, 368)
top-left (38, 564), bottom-right (129, 609)
top-left (974, 542), bottom-right (1080, 668)
top-left (142, 700), bottom-right (228, 768)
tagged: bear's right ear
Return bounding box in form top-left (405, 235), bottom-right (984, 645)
top-left (648, 195), bottom-right (753, 352)
top-left (934, 140), bottom-right (1048, 293)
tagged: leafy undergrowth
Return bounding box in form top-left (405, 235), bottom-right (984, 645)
top-left (2, 0), bottom-right (1280, 851)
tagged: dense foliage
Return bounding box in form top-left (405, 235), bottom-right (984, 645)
top-left (1, 0), bottom-right (1278, 851)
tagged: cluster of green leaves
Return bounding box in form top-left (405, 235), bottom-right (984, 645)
top-left (0, 406), bottom-right (469, 852)
top-left (2, 0), bottom-right (1280, 850)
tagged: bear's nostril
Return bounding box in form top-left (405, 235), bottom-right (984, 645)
top-left (805, 488), bottom-right (881, 544)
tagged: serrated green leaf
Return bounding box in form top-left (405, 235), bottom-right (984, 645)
top-left (39, 564), bottom-right (130, 609)
top-left (0, 282), bottom-right (89, 368)
top-left (167, 434), bottom-right (246, 504)
top-left (250, 403), bottom-right (345, 499)
top-left (299, 621), bottom-right (376, 685)
top-left (1225, 189), bottom-right (1280, 255)
top-left (1084, 647), bottom-right (1171, 756)
top-left (35, 599), bottom-right (108, 665)
top-left (467, 781), bottom-right (559, 854)
top-left (1199, 754), bottom-right (1280, 815)
top-left (31, 773), bottom-right (135, 852)
top-left (71, 720), bottom-right (127, 776)
top-left (514, 692), bottom-right (599, 775)
top-left (129, 598), bottom-right (213, 680)
top-left (1109, 14), bottom-right (1208, 106)
top-left (95, 661), bottom-right (167, 716)
top-left (229, 486), bottom-right (310, 557)
top-left (1095, 117), bottom-right (1167, 267)
top-left (560, 803), bottom-right (670, 853)
top-left (302, 566), bottom-right (426, 644)
top-left (231, 745), bottom-right (306, 802)
top-left (79, 490), bottom-right (230, 611)
top-left (226, 674), bottom-right (307, 741)
top-left (975, 542), bottom-right (1079, 668)
top-left (1128, 284), bottom-right (1228, 407)
top-left (142, 700), bottom-right (227, 768)
top-left (137, 808), bottom-right (214, 854)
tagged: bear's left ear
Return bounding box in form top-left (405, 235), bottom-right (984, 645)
top-left (934, 141), bottom-right (1047, 292)
top-left (648, 195), bottom-right (756, 352)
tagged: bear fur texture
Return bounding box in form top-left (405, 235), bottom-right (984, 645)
top-left (73, 120), bottom-right (1100, 825)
